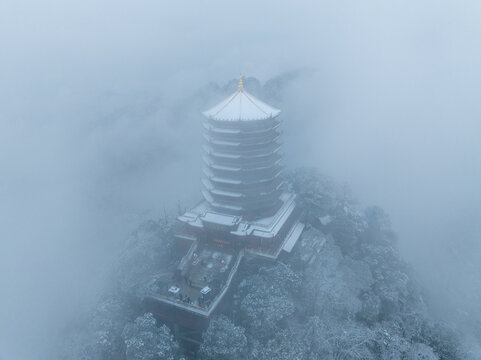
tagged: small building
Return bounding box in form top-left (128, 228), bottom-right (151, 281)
top-left (146, 77), bottom-right (304, 349)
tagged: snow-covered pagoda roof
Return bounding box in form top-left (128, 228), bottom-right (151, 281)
top-left (203, 76), bottom-right (281, 121)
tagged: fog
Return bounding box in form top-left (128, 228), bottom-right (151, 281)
top-left (1, 0), bottom-right (481, 358)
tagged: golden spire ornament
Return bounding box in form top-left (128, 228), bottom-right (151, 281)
top-left (238, 75), bottom-right (244, 90)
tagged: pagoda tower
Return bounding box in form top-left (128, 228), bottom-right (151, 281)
top-left (146, 77), bottom-right (304, 348)
top-left (173, 76), bottom-right (304, 253)
top-left (201, 76), bottom-right (283, 219)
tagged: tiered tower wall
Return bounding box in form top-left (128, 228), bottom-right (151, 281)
top-left (201, 117), bottom-right (283, 218)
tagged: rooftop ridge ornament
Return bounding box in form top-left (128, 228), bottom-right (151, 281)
top-left (203, 75), bottom-right (280, 121)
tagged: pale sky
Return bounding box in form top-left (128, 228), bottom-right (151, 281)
top-left (1, 1), bottom-right (481, 358)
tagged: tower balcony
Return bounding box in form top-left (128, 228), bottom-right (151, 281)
top-left (202, 144), bottom-right (282, 162)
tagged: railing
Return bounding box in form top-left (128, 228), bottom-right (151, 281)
top-left (152, 249), bottom-right (244, 317)
top-left (177, 240), bottom-right (199, 273)
top-left (203, 249), bottom-right (244, 316)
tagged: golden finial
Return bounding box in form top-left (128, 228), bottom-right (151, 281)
top-left (238, 75), bottom-right (244, 90)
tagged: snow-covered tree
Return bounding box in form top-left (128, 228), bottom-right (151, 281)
top-left (62, 297), bottom-right (130, 360)
top-left (405, 343), bottom-right (439, 360)
top-left (199, 315), bottom-right (247, 360)
top-left (114, 220), bottom-right (173, 300)
top-left (122, 313), bottom-right (178, 360)
top-left (365, 205), bottom-right (392, 232)
top-left (237, 264), bottom-right (298, 339)
top-left (62, 166), bottom-right (471, 360)
top-left (370, 321), bottom-right (411, 360)
top-left (302, 237), bottom-right (372, 319)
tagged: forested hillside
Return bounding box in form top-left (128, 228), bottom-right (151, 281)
top-left (62, 169), bottom-right (472, 360)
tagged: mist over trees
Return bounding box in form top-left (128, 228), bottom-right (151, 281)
top-left (0, 72), bottom-right (471, 359)
top-left (62, 167), bottom-right (475, 359)
top-left (3, 0), bottom-right (481, 348)
top-left (58, 72), bottom-right (479, 358)
top-left (3, 1), bottom-right (481, 358)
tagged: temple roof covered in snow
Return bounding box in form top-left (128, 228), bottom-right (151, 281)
top-left (203, 76), bottom-right (281, 121)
